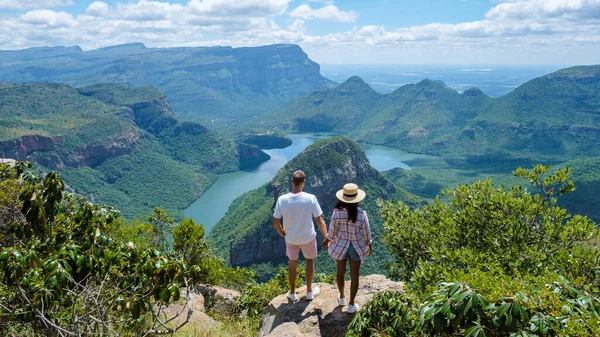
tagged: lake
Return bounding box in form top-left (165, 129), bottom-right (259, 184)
top-left (184, 133), bottom-right (445, 232)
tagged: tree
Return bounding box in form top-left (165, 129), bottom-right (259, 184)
top-left (147, 207), bottom-right (174, 252)
top-left (0, 162), bottom-right (193, 336)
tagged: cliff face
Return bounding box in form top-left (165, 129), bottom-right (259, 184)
top-left (0, 131), bottom-right (140, 169)
top-left (209, 137), bottom-right (422, 271)
top-left (0, 43), bottom-right (335, 124)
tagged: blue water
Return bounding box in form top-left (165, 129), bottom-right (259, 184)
top-left (184, 133), bottom-right (444, 232)
top-left (320, 64), bottom-right (566, 97)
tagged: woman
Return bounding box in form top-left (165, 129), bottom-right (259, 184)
top-left (325, 183), bottom-right (372, 313)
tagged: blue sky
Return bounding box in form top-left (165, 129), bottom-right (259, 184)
top-left (0, 0), bottom-right (599, 64)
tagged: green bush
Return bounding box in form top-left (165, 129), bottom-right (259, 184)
top-left (0, 163), bottom-right (191, 336)
top-left (381, 165), bottom-right (599, 289)
top-left (348, 164), bottom-right (600, 337)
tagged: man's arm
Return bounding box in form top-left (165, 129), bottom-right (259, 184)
top-left (273, 217), bottom-right (286, 237)
top-left (315, 215), bottom-right (327, 238)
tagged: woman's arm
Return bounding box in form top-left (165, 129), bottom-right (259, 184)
top-left (328, 209), bottom-right (338, 239)
top-left (361, 210), bottom-right (373, 255)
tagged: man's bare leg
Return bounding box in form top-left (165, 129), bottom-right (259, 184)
top-left (305, 258), bottom-right (314, 293)
top-left (289, 259), bottom-right (299, 294)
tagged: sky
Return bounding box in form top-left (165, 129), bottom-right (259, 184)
top-left (0, 0), bottom-right (599, 64)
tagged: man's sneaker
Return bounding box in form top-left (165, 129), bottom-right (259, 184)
top-left (287, 291), bottom-right (299, 303)
top-left (347, 303), bottom-right (360, 313)
top-left (306, 286), bottom-right (321, 301)
top-left (337, 293), bottom-right (346, 306)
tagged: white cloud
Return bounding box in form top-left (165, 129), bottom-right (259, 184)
top-left (86, 2), bottom-right (109, 17)
top-left (115, 0), bottom-right (185, 21)
top-left (20, 9), bottom-right (75, 28)
top-left (290, 4), bottom-right (358, 23)
top-left (485, 0), bottom-right (600, 20)
top-left (188, 0), bottom-right (291, 16)
top-left (0, 0), bottom-right (599, 64)
top-left (0, 0), bottom-right (73, 10)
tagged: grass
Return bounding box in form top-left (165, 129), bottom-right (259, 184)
top-left (174, 317), bottom-right (260, 337)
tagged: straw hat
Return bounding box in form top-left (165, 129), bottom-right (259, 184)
top-left (336, 183), bottom-right (366, 203)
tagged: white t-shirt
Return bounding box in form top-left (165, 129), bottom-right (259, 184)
top-left (273, 191), bottom-right (323, 245)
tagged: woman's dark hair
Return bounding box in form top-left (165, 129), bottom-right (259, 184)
top-left (335, 201), bottom-right (358, 223)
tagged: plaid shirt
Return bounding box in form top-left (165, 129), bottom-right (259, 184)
top-left (327, 207), bottom-right (372, 262)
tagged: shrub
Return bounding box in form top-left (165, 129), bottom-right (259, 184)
top-left (348, 164), bottom-right (600, 337)
top-left (0, 162), bottom-right (192, 336)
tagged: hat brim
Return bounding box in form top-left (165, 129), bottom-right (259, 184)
top-left (335, 189), bottom-right (366, 203)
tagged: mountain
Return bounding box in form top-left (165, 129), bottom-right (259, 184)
top-left (207, 136), bottom-right (424, 279)
top-left (0, 82), bottom-right (268, 219)
top-left (260, 65), bottom-right (600, 165)
top-left (0, 43), bottom-right (335, 127)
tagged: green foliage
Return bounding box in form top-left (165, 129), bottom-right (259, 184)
top-left (348, 278), bottom-right (600, 337)
top-left (347, 290), bottom-right (419, 337)
top-left (0, 163), bottom-right (189, 336)
top-left (350, 164), bottom-right (600, 337)
top-left (235, 266), bottom-right (305, 318)
top-left (148, 207), bottom-right (175, 252)
top-left (381, 165), bottom-right (599, 288)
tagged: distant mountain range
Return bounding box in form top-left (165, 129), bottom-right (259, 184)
top-left (0, 43), bottom-right (334, 128)
top-left (260, 65), bottom-right (600, 165)
top-left (0, 82), bottom-right (268, 219)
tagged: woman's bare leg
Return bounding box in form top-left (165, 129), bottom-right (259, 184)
top-left (349, 259), bottom-right (361, 305)
top-left (336, 259), bottom-right (347, 299)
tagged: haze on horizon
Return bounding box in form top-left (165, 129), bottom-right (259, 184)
top-left (0, 0), bottom-right (598, 65)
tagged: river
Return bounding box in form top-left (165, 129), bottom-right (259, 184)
top-left (184, 133), bottom-right (446, 232)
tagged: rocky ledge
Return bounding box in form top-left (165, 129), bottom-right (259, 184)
top-left (258, 274), bottom-right (404, 337)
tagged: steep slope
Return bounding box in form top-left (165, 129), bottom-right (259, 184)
top-left (0, 43), bottom-right (335, 127)
top-left (208, 137), bottom-right (424, 279)
top-left (0, 82), bottom-right (268, 218)
top-left (261, 65), bottom-right (600, 164)
top-left (266, 76), bottom-right (381, 132)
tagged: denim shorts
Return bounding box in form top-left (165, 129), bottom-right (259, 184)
top-left (342, 243), bottom-right (361, 261)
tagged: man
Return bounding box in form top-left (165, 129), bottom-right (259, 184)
top-left (273, 170), bottom-right (329, 302)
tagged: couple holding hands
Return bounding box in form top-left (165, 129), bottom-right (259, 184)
top-left (273, 170), bottom-right (372, 313)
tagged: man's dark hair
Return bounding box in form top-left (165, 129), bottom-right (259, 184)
top-left (292, 170), bottom-right (305, 186)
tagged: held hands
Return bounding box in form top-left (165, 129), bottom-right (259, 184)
top-left (366, 244), bottom-right (372, 256)
top-left (278, 230), bottom-right (286, 237)
top-left (322, 237), bottom-right (331, 250)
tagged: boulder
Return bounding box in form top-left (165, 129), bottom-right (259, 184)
top-left (0, 158), bottom-right (16, 167)
top-left (258, 274), bottom-right (404, 337)
top-left (196, 285), bottom-right (241, 316)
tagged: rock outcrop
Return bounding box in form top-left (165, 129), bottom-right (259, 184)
top-left (195, 284), bottom-right (241, 317)
top-left (258, 275), bottom-right (404, 337)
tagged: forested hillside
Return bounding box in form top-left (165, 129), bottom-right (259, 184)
top-left (261, 65), bottom-right (600, 164)
top-left (0, 82), bottom-right (268, 219)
